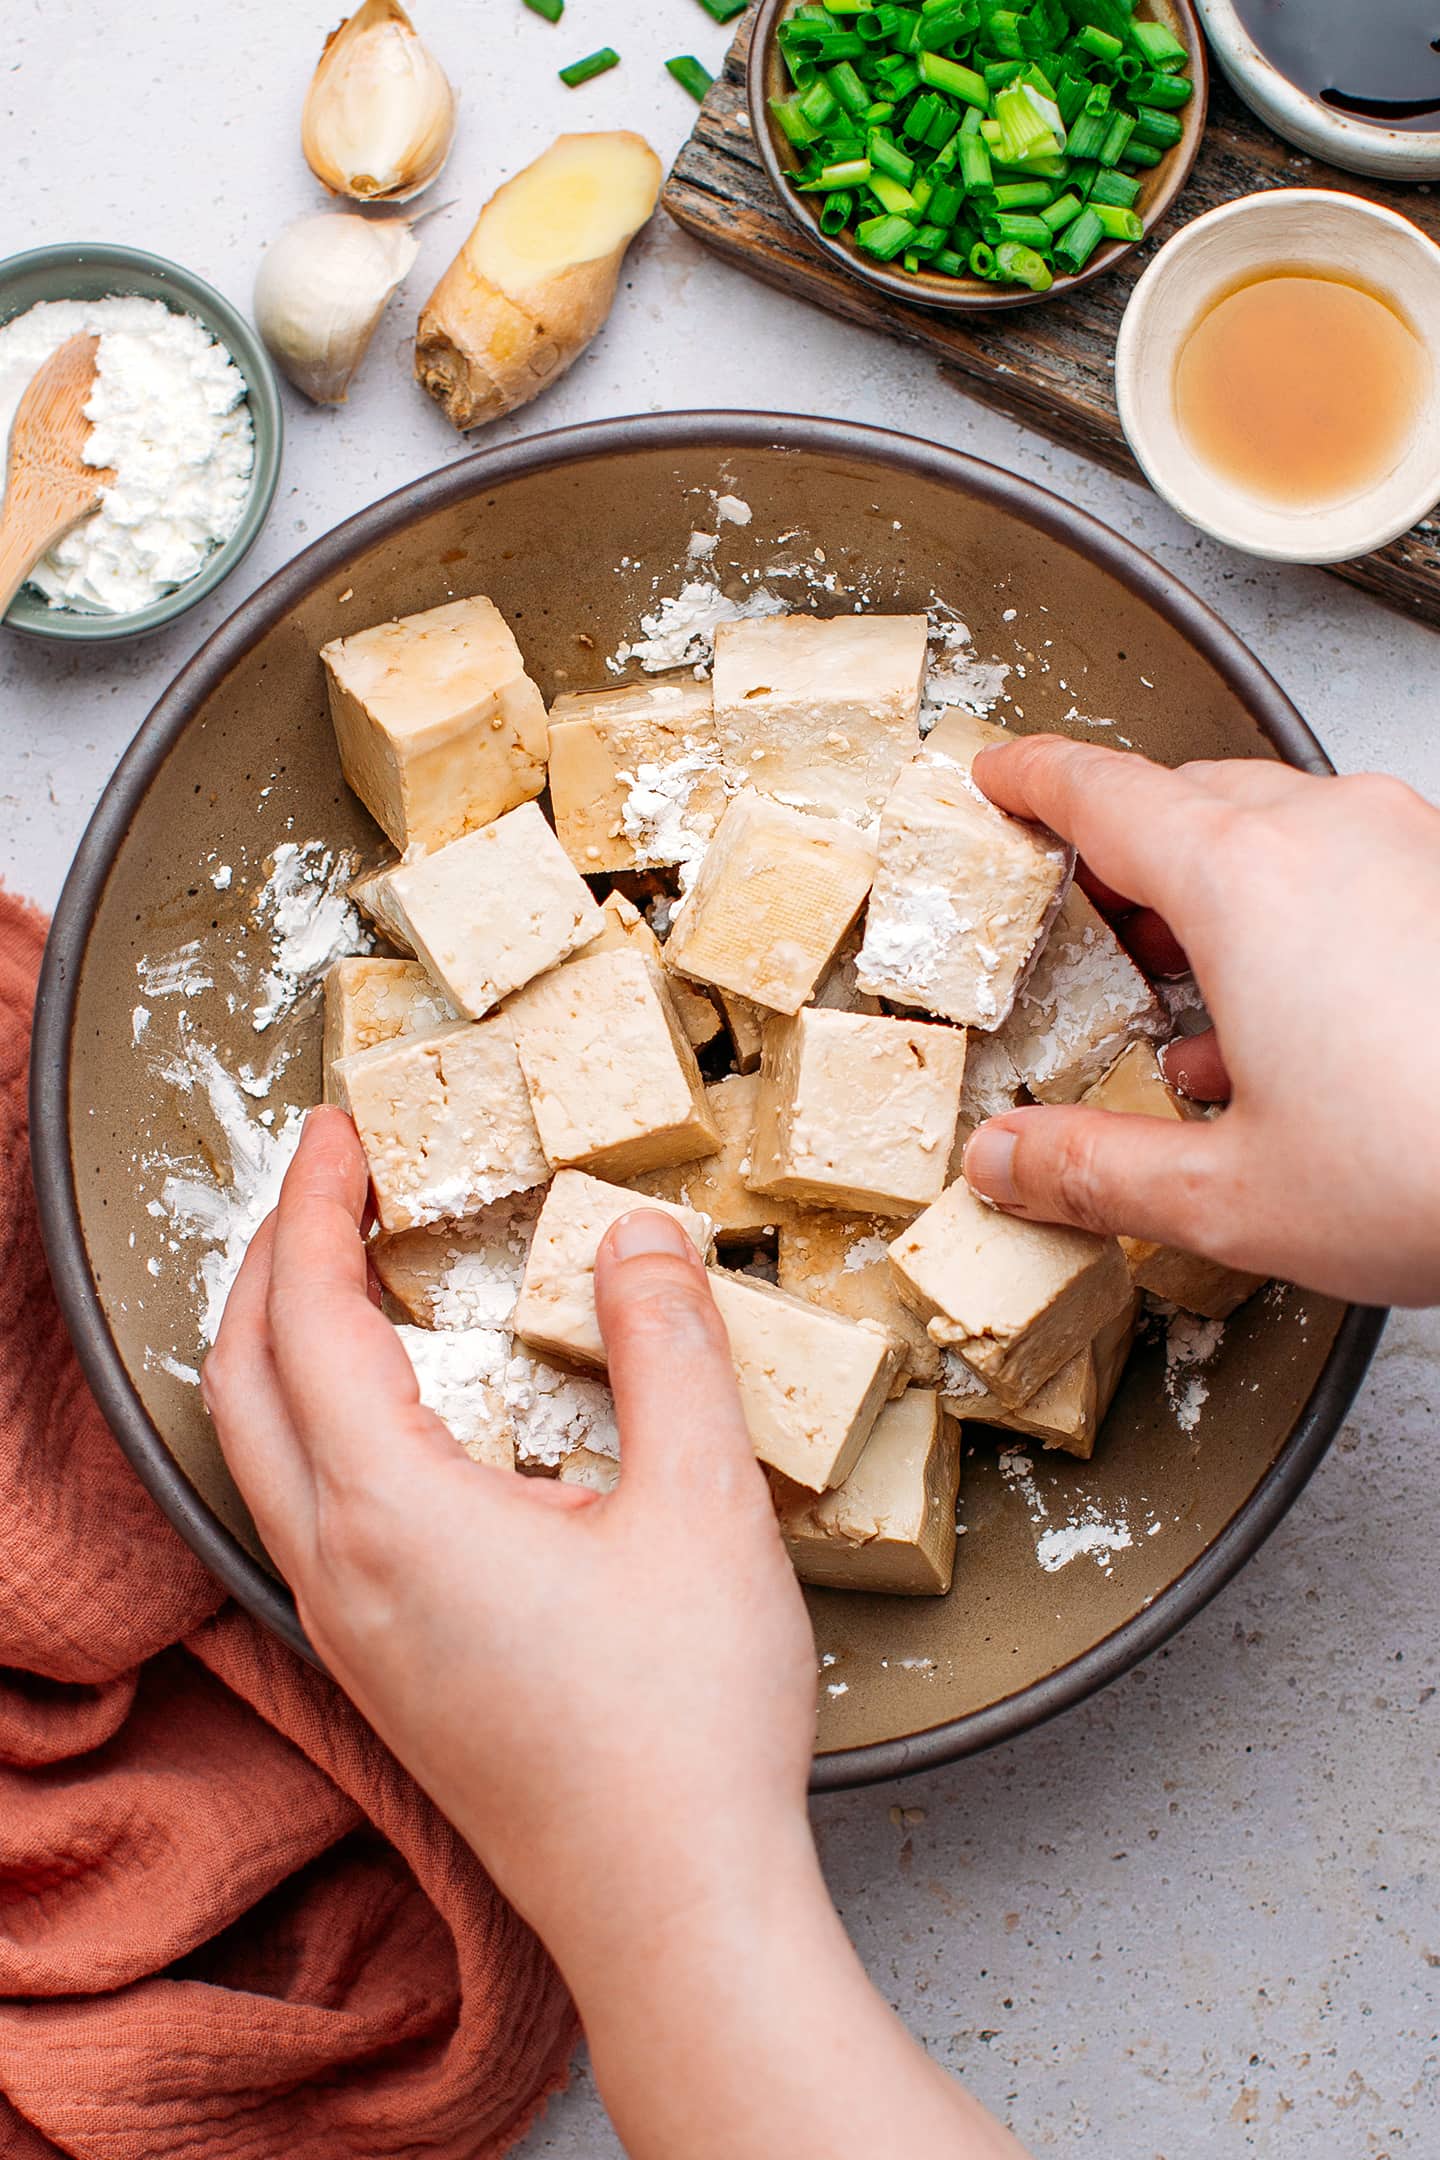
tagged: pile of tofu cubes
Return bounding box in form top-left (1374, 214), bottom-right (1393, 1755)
top-left (316, 592), bottom-right (1264, 1600)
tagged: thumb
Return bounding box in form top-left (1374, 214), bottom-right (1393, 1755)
top-left (592, 1211), bottom-right (757, 1504)
top-left (962, 1104), bottom-right (1229, 1255)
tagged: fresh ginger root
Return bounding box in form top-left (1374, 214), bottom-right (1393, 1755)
top-left (414, 131), bottom-right (662, 430)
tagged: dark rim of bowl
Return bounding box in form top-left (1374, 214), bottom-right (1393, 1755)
top-left (747, 0), bottom-right (1210, 314)
top-left (29, 409), bottom-right (1385, 1791)
top-left (0, 241), bottom-right (284, 643)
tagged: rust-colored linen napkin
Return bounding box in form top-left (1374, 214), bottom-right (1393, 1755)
top-left (0, 888), bottom-right (578, 2159)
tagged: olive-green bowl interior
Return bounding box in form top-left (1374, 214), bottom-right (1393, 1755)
top-left (0, 242), bottom-right (282, 642)
top-left (33, 414), bottom-right (1379, 1789)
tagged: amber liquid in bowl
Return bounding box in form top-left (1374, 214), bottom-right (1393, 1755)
top-left (1173, 271), bottom-right (1428, 508)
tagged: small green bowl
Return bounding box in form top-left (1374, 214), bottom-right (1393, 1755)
top-left (0, 242), bottom-right (283, 643)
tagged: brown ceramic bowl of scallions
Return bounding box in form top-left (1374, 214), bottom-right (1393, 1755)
top-left (748, 0), bottom-right (1208, 311)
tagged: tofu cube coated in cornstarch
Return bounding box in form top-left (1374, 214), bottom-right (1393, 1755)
top-left (506, 946), bottom-right (722, 1179)
top-left (333, 1019), bottom-right (547, 1234)
top-left (748, 1006), bottom-right (967, 1216)
top-left (512, 1169), bottom-right (714, 1368)
top-left (856, 758), bottom-right (1072, 1029)
top-left (711, 613), bottom-right (928, 823)
top-left (375, 800), bottom-right (605, 1020)
top-left (662, 791), bottom-right (876, 1016)
top-left (547, 678), bottom-right (726, 875)
top-left (321, 594), bottom-right (547, 854)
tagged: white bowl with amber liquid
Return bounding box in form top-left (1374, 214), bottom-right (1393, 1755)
top-left (1115, 189), bottom-right (1440, 564)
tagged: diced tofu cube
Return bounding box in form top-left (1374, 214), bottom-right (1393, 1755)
top-left (375, 801), bottom-right (604, 1020)
top-left (918, 707), bottom-right (1012, 772)
top-left (749, 1007), bottom-right (967, 1215)
top-left (663, 792), bottom-right (876, 1016)
top-left (322, 956), bottom-right (457, 1101)
top-left (887, 1178), bottom-right (1133, 1408)
top-left (558, 1445), bottom-right (621, 1494)
top-left (349, 863), bottom-right (416, 955)
top-left (939, 1295), bottom-right (1138, 1459)
top-left (512, 1168), bottom-right (714, 1368)
top-left (395, 1323), bottom-right (516, 1470)
top-left (507, 947), bottom-right (722, 1179)
top-left (1081, 1042), bottom-right (1266, 1318)
top-left (587, 890), bottom-right (723, 1050)
top-left (711, 614), bottom-right (927, 822)
top-left (707, 1270), bottom-right (904, 1491)
top-left (321, 594), bottom-right (547, 853)
top-left (716, 987), bottom-right (770, 1072)
top-left (334, 1019), bottom-right (548, 1233)
top-left (998, 884), bottom-right (1166, 1102)
top-left (370, 1189), bottom-right (542, 1327)
top-left (547, 678), bottom-right (726, 874)
top-left (856, 759), bottom-right (1072, 1028)
top-left (630, 1073), bottom-right (795, 1243)
top-left (778, 1209), bottom-right (940, 1393)
top-left (772, 1391), bottom-right (961, 1596)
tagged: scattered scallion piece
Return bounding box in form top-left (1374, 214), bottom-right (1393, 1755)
top-left (523, 0), bottom-right (564, 20)
top-left (695, 0), bottom-right (749, 22)
top-left (559, 47), bottom-right (619, 88)
top-left (666, 54), bottom-right (714, 103)
top-left (769, 0), bottom-right (1194, 290)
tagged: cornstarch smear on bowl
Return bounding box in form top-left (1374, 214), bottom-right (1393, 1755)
top-left (0, 295), bottom-right (253, 613)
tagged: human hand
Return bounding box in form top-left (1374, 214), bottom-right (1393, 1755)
top-left (965, 739), bottom-right (1440, 1306)
top-left (201, 1107), bottom-right (818, 1984)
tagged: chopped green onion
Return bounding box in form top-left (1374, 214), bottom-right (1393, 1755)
top-left (856, 211), bottom-right (919, 258)
top-left (917, 52), bottom-right (990, 109)
top-left (993, 240), bottom-right (1052, 291)
top-left (1039, 189), bottom-right (1083, 231)
top-left (559, 47), bottom-right (618, 87)
top-left (768, 0), bottom-right (1190, 291)
top-left (1073, 25), bottom-right (1122, 62)
top-left (1097, 109), bottom-right (1136, 165)
top-left (1087, 166), bottom-right (1140, 209)
top-left (1089, 202), bottom-right (1143, 241)
top-left (869, 130), bottom-right (917, 183)
top-left (695, 0), bottom-right (748, 19)
top-left (815, 156), bottom-right (873, 186)
top-left (666, 54), bottom-right (713, 103)
top-left (1128, 19), bottom-right (1189, 71)
top-left (1131, 105), bottom-right (1184, 149)
top-left (1054, 203), bottom-right (1104, 272)
top-left (870, 169), bottom-right (920, 213)
top-left (993, 178), bottom-right (1054, 208)
top-left (522, 0), bottom-right (564, 20)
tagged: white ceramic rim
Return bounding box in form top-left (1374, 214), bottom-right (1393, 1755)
top-left (1193, 0), bottom-right (1440, 178)
top-left (1115, 189), bottom-right (1440, 564)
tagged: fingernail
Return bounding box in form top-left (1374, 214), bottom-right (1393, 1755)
top-left (963, 1125), bottom-right (1019, 1209)
top-left (607, 1210), bottom-right (693, 1262)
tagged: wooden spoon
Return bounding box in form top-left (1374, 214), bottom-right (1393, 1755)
top-left (0, 334), bottom-right (115, 616)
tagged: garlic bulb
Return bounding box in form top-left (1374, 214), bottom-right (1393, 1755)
top-left (303, 0), bottom-right (456, 204)
top-left (254, 213), bottom-right (419, 404)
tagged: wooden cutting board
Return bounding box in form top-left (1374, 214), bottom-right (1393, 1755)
top-left (663, 11), bottom-right (1440, 631)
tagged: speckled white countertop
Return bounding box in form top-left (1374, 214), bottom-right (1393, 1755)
top-left (4, 5), bottom-right (1438, 2152)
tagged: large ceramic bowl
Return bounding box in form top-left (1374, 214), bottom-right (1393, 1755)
top-left (0, 242), bottom-right (283, 643)
top-left (749, 0), bottom-right (1208, 312)
top-left (31, 414), bottom-right (1381, 1791)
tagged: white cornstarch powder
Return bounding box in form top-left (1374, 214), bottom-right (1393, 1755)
top-left (0, 295), bottom-right (253, 614)
top-left (609, 579), bottom-right (788, 675)
top-left (617, 744), bottom-right (726, 883)
top-left (251, 843), bottom-right (373, 1033)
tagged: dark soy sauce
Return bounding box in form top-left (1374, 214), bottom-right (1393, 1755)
top-left (1232, 0), bottom-right (1440, 131)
